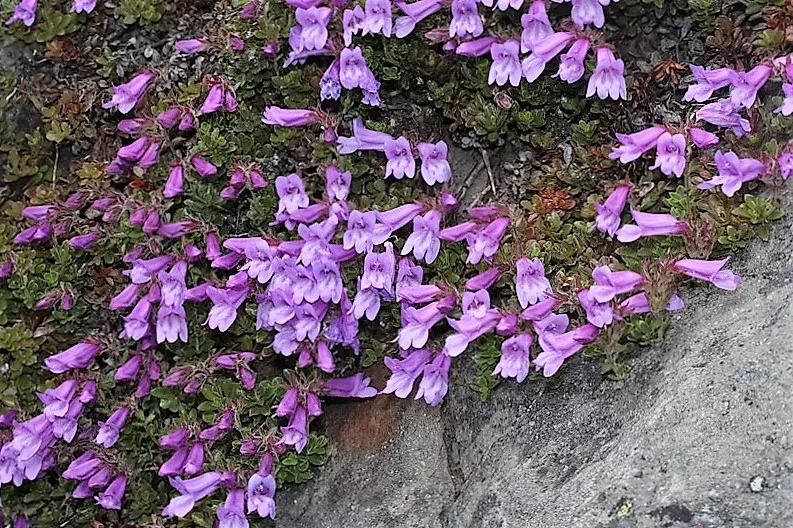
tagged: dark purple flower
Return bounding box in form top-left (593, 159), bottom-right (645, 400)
top-left (95, 474), bottom-right (126, 510)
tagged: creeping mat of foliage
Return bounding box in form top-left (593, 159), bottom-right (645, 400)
top-left (0, 0), bottom-right (791, 525)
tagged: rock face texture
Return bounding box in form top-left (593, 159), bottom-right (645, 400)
top-left (277, 197), bottom-right (793, 528)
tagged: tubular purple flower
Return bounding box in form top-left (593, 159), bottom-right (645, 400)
top-left (577, 289), bottom-right (614, 328)
top-left (5, 0), bottom-right (37, 26)
top-left (183, 443), bottom-right (205, 475)
top-left (262, 106), bottom-right (320, 126)
top-left (397, 299), bottom-right (449, 349)
top-left (593, 183), bottom-right (629, 237)
top-left (164, 165), bottom-right (185, 198)
top-left (415, 353), bottom-right (451, 406)
top-left (384, 137), bottom-right (416, 179)
top-left (728, 65), bottom-right (772, 109)
top-left (364, 0), bottom-right (393, 36)
top-left (117, 137), bottom-right (150, 161)
top-left (465, 267), bottom-right (502, 291)
top-left (362, 242), bottom-right (396, 294)
top-left (697, 150), bottom-right (766, 197)
top-left (534, 323), bottom-right (599, 376)
top-left (465, 217), bottom-right (510, 264)
top-left (673, 258), bottom-right (740, 290)
top-left (555, 38), bottom-right (589, 83)
top-left (522, 32), bottom-right (576, 83)
top-left (0, 259), bottom-right (14, 281)
top-left (339, 46), bottom-right (377, 91)
top-left (520, 0), bottom-right (553, 52)
top-left (324, 373), bottom-right (378, 398)
top-left (95, 474), bottom-right (126, 510)
top-left (394, 0), bottom-right (443, 38)
top-left (115, 354), bottom-right (142, 381)
top-left (22, 205), bottom-right (55, 222)
top-left (609, 126), bottom-right (666, 163)
top-left (402, 210), bottom-right (442, 264)
top-left (206, 285), bottom-right (249, 332)
top-left (455, 37), bottom-right (497, 57)
top-left (200, 84), bottom-right (224, 114)
top-left (296, 6), bottom-right (332, 50)
top-left (590, 265), bottom-right (644, 302)
top-left (117, 118), bottom-right (147, 135)
top-left (44, 341), bottom-right (101, 373)
top-left (95, 406), bottom-right (130, 448)
top-left (688, 127), bottom-right (719, 148)
top-left (515, 257), bottom-right (552, 308)
top-left (489, 40), bottom-right (522, 87)
top-left (383, 348), bottom-right (433, 397)
top-left (217, 488), bottom-right (247, 528)
top-left (63, 451), bottom-right (100, 480)
top-left (138, 141), bottom-right (162, 168)
top-left (337, 117), bottom-right (394, 154)
top-left (416, 141), bottom-right (451, 185)
top-left (775, 84), bottom-right (793, 116)
top-left (587, 47), bottom-right (626, 100)
top-left (778, 153), bottom-right (793, 180)
top-left (189, 156), bottom-right (217, 178)
top-left (616, 209), bottom-right (687, 243)
top-left (160, 427), bottom-right (188, 450)
top-left (280, 405), bottom-right (309, 453)
top-left (247, 473), bottom-right (277, 519)
top-left (449, 0), bottom-right (483, 39)
top-left (343, 6), bottom-right (366, 45)
top-left (683, 65), bottom-right (733, 102)
top-left (175, 39), bottom-right (209, 54)
top-left (696, 99), bottom-right (751, 137)
top-left (162, 472), bottom-right (227, 518)
top-left (156, 107), bottom-right (182, 128)
top-left (102, 71), bottom-right (156, 114)
top-left (650, 132), bottom-right (687, 177)
top-left (158, 221), bottom-right (201, 238)
top-left (494, 333), bottom-right (533, 382)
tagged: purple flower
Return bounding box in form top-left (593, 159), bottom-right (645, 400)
top-left (296, 6), bottom-right (332, 50)
top-left (44, 341), bottom-right (101, 373)
top-left (115, 355), bottom-right (142, 382)
top-left (416, 141), bottom-right (451, 185)
top-left (590, 265), bottom-right (644, 302)
top-left (515, 257), bottom-right (552, 308)
top-left (157, 304), bottom-right (188, 343)
top-left (456, 36), bottom-right (498, 57)
top-left (362, 242), bottom-right (396, 294)
top-left (522, 32), bottom-right (576, 83)
top-left (465, 217), bottom-right (510, 264)
top-left (394, 0), bottom-right (443, 37)
top-left (325, 165), bottom-right (351, 201)
top-left (102, 71), bottom-right (155, 114)
top-left (38, 379), bottom-right (77, 420)
top-left (493, 333), bottom-right (533, 382)
top-left (320, 59), bottom-right (342, 101)
top-left (383, 348), bottom-right (433, 397)
top-left (280, 405), bottom-right (309, 453)
top-left (673, 258), bottom-right (740, 290)
top-left (182, 443), bottom-right (204, 475)
top-left (206, 286), bottom-right (249, 332)
top-left (323, 373), bottom-right (378, 398)
top-left (337, 117), bottom-right (394, 153)
top-left (489, 40), bottom-right (522, 87)
top-left (175, 39), bottom-right (209, 54)
top-left (520, 0), bottom-right (553, 52)
top-left (123, 297), bottom-right (153, 340)
top-left (618, 292), bottom-right (684, 315)
top-left (587, 47), bottom-right (626, 100)
top-left (594, 183), bottom-right (629, 237)
top-left (650, 132), bottom-right (687, 177)
top-left (616, 209), bottom-right (687, 243)
top-left (728, 65), bottom-right (772, 109)
top-left (200, 84), bottom-right (224, 114)
top-left (609, 126), bottom-right (666, 163)
top-left (465, 267), bottom-right (502, 291)
top-left (0, 258), bottom-right (13, 281)
top-left (5, 0), bottom-right (37, 25)
top-left (401, 210), bottom-right (442, 264)
top-left (683, 65), bottom-right (733, 102)
top-left (191, 156), bottom-right (217, 177)
top-left (364, 0), bottom-right (393, 36)
top-left (697, 151), bottom-right (766, 197)
top-left (275, 173), bottom-right (309, 215)
top-left (164, 164), bottom-right (184, 198)
top-left (159, 448), bottom-right (188, 477)
top-left (384, 137), bottom-right (416, 179)
top-left (247, 473), bottom-right (277, 519)
top-left (339, 47), bottom-right (376, 90)
top-left (95, 474), bottom-right (126, 510)
top-left (696, 99), bottom-right (751, 137)
top-left (157, 107), bottom-right (182, 128)
top-left (343, 6), bottom-right (366, 45)
top-left (415, 353), bottom-right (451, 406)
top-left (555, 38), bottom-right (589, 83)
top-left (577, 288), bottom-right (614, 327)
top-left (158, 221), bottom-right (201, 238)
top-left (95, 406), bottom-right (130, 448)
top-left (262, 106), bottom-right (320, 126)
top-left (534, 323), bottom-right (599, 376)
top-left (481, 0), bottom-right (522, 10)
top-left (778, 153), bottom-right (793, 180)
top-left (688, 127), bottom-right (719, 148)
top-left (162, 471), bottom-right (229, 518)
top-left (397, 298), bottom-right (451, 349)
top-left (67, 232), bottom-right (101, 250)
top-left (775, 84), bottom-right (793, 116)
top-left (449, 0), bottom-right (482, 39)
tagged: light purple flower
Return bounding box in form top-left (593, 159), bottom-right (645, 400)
top-left (415, 353), bottom-right (451, 406)
top-left (697, 151), bottom-right (766, 197)
top-left (778, 153), bottom-right (793, 180)
top-left (247, 473), bottom-right (277, 519)
top-left (217, 489), bottom-right (248, 528)
top-left (206, 286), bottom-right (249, 332)
top-left (68, 232), bottom-right (101, 250)
top-left (615, 209), bottom-right (687, 243)
top-left (449, 0), bottom-right (482, 38)
top-left (609, 126), bottom-right (666, 163)
top-left (481, 0), bottom-right (522, 10)
top-left (323, 373), bottom-right (378, 398)
top-left (295, 6), bottom-right (332, 50)
top-left (515, 257), bottom-right (552, 308)
top-left (5, 0), bottom-right (37, 26)
top-left (280, 405), bottom-right (308, 453)
top-left (162, 471), bottom-right (229, 518)
top-left (650, 132), bottom-right (687, 177)
top-left (577, 288), bottom-right (614, 327)
top-left (465, 267), bottom-right (502, 291)
top-left (394, 0), bottom-right (443, 37)
top-left (522, 31), bottom-right (576, 83)
top-left (384, 137), bottom-right (416, 179)
top-left (728, 65), bottom-right (772, 109)
top-left (465, 217), bottom-right (510, 264)
top-left (163, 164), bottom-right (184, 198)
top-left (262, 106), bottom-right (320, 126)
top-left (402, 210), bottom-right (442, 264)
top-left (416, 141), bottom-right (451, 185)
top-left (102, 71), bottom-right (155, 114)
top-left (362, 242), bottom-right (396, 294)
top-left (587, 47), bottom-right (626, 100)
top-left (673, 258), bottom-right (740, 291)
top-left (339, 47), bottom-right (375, 89)
top-left (95, 406), bottom-right (130, 448)
top-left (320, 59), bottom-right (342, 100)
top-left (520, 0), bottom-right (553, 52)
top-left (44, 341), bottom-right (101, 373)
top-left (594, 183), bottom-right (629, 237)
top-left (343, 6), bottom-right (366, 45)
top-left (688, 127), bottom-right (719, 148)
top-left (456, 37), bottom-right (498, 57)
top-left (337, 117), bottom-right (394, 153)
top-left (397, 298), bottom-right (451, 349)
top-left (555, 38), bottom-right (589, 83)
top-left (275, 173), bottom-right (309, 215)
top-left (775, 84), bottom-right (793, 116)
top-left (95, 475), bottom-right (126, 510)
top-left (493, 333), bottom-right (533, 382)
top-left (364, 0), bottom-right (393, 36)
top-left (382, 348), bottom-right (433, 397)
top-left (489, 40), bottom-right (522, 87)
top-left (590, 265), bottom-right (644, 302)
top-left (534, 323), bottom-right (599, 376)
top-left (683, 65), bottom-right (733, 102)
top-left (696, 99), bottom-right (751, 137)
top-left (175, 39), bottom-right (208, 54)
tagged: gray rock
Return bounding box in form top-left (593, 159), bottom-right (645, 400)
top-left (278, 193), bottom-right (793, 528)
